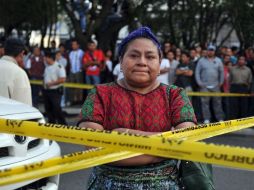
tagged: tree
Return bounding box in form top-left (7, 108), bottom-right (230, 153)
top-left (0, 0), bottom-right (58, 47)
top-left (136, 0), bottom-right (233, 48)
top-left (59, 0), bottom-right (138, 51)
top-left (1, 0), bottom-right (254, 50)
top-left (227, 0), bottom-right (254, 49)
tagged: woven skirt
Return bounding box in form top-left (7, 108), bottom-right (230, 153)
top-left (87, 159), bottom-right (180, 190)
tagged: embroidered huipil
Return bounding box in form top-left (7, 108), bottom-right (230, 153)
top-left (80, 82), bottom-right (196, 131)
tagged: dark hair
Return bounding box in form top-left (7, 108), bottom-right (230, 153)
top-left (167, 50), bottom-right (175, 56)
top-left (119, 38), bottom-right (162, 61)
top-left (118, 27), bottom-right (162, 59)
top-left (44, 50), bottom-right (56, 60)
top-left (231, 46), bottom-right (238, 52)
top-left (71, 38), bottom-right (79, 44)
top-left (87, 39), bottom-right (96, 44)
top-left (163, 41), bottom-right (171, 45)
top-left (237, 54), bottom-right (245, 59)
top-left (32, 46), bottom-right (40, 51)
top-left (181, 50), bottom-right (190, 58)
top-left (59, 43), bottom-right (65, 48)
top-left (4, 38), bottom-right (25, 57)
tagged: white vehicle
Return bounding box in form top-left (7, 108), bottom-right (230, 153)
top-left (0, 96), bottom-right (61, 190)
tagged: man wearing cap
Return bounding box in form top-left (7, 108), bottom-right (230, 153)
top-left (195, 44), bottom-right (224, 124)
top-left (0, 38), bottom-right (32, 105)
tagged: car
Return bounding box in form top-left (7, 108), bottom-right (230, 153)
top-left (0, 96), bottom-right (61, 190)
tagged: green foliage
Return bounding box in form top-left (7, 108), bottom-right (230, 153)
top-left (226, 0), bottom-right (254, 48)
top-left (129, 0), bottom-right (254, 49)
top-left (0, 0), bottom-right (254, 49)
top-left (0, 0), bottom-right (57, 36)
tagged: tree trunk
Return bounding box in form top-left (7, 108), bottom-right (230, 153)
top-left (47, 22), bottom-right (53, 48)
top-left (198, 0), bottom-right (204, 44)
top-left (218, 26), bottom-right (234, 47)
top-left (40, 16), bottom-right (48, 49)
top-left (4, 25), bottom-right (14, 38)
top-left (167, 0), bottom-right (176, 45)
top-left (60, 0), bottom-right (87, 48)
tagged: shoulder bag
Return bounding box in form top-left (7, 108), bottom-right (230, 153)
top-left (179, 161), bottom-right (215, 190)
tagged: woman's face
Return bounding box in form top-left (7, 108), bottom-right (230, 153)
top-left (120, 38), bottom-right (161, 87)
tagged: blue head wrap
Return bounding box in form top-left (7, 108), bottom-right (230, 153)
top-left (117, 26), bottom-right (161, 58)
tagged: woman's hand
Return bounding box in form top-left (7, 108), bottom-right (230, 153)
top-left (79, 122), bottom-right (104, 130)
top-left (175, 122), bottom-right (196, 130)
top-left (112, 128), bottom-right (161, 136)
top-left (79, 122), bottom-right (104, 150)
top-left (112, 128), bottom-right (130, 133)
top-left (108, 128), bottom-right (165, 166)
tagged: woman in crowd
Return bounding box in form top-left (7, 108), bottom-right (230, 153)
top-left (78, 27), bottom-right (197, 189)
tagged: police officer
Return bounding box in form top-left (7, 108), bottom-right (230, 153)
top-left (43, 51), bottom-right (67, 124)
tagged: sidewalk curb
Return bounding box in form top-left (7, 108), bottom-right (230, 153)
top-left (63, 106), bottom-right (81, 115)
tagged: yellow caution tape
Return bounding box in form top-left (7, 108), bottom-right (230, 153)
top-left (29, 80), bottom-right (43, 86)
top-left (0, 148), bottom-right (135, 187)
top-left (1, 117), bottom-right (254, 147)
top-left (0, 117), bottom-right (254, 186)
top-left (63, 82), bottom-right (94, 89)
top-left (0, 116), bottom-right (254, 186)
top-left (30, 80), bottom-right (251, 96)
top-left (187, 91), bottom-right (251, 97)
top-left (30, 80), bottom-right (94, 90)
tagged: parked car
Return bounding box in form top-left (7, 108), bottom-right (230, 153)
top-left (0, 96), bottom-right (61, 190)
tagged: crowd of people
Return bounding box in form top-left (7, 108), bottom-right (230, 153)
top-left (1, 33), bottom-right (254, 124)
top-left (156, 42), bottom-right (254, 123)
top-left (1, 26), bottom-right (254, 189)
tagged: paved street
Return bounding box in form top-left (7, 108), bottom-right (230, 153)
top-left (39, 105), bottom-right (254, 190)
top-left (58, 142), bottom-right (91, 190)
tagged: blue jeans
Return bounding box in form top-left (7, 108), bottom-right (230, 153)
top-left (86, 75), bottom-right (100, 85)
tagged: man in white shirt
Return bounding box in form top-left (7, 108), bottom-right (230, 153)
top-left (56, 49), bottom-right (68, 107)
top-left (167, 51), bottom-right (179, 85)
top-left (157, 57), bottom-right (170, 85)
top-left (0, 38), bottom-right (32, 105)
top-left (43, 51), bottom-right (67, 124)
top-left (113, 63), bottom-right (124, 81)
top-left (68, 39), bottom-right (84, 104)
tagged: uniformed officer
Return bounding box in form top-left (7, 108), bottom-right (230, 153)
top-left (43, 51), bottom-right (67, 124)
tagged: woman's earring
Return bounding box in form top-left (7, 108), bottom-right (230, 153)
top-left (157, 73), bottom-right (160, 76)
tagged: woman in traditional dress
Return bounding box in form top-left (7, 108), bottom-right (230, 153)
top-left (78, 26), bottom-right (197, 190)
